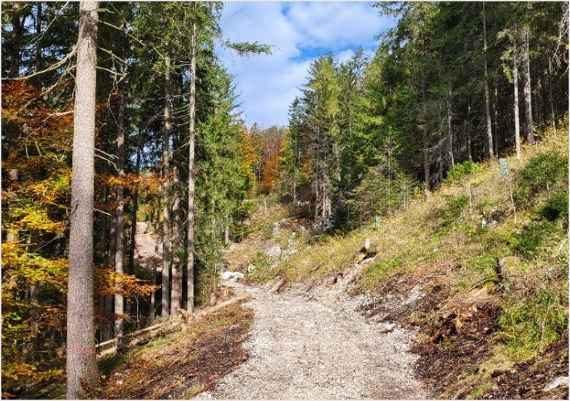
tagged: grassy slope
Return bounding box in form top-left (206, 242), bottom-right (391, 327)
top-left (244, 120), bottom-right (568, 398)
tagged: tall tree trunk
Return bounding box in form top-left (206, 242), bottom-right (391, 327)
top-left (547, 58), bottom-right (557, 129)
top-left (513, 45), bottom-right (522, 160)
top-left (421, 79), bottom-right (431, 196)
top-left (466, 98), bottom-right (472, 161)
top-left (66, 2), bottom-right (99, 398)
top-left (186, 20), bottom-right (197, 313)
top-left (161, 61), bottom-right (172, 318)
top-left (493, 74), bottom-right (500, 156)
top-left (35, 3), bottom-right (43, 73)
top-left (482, 3), bottom-right (495, 159)
top-left (114, 93), bottom-right (126, 350)
top-left (447, 84), bottom-right (454, 168)
top-left (523, 24), bottom-right (535, 144)
top-left (536, 76), bottom-right (544, 127)
top-left (170, 156), bottom-right (182, 314)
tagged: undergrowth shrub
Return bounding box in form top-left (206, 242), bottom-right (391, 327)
top-left (498, 289), bottom-right (568, 361)
top-left (446, 160), bottom-right (481, 184)
top-left (514, 151), bottom-right (568, 206)
top-left (434, 195), bottom-right (469, 234)
top-left (539, 189), bottom-right (568, 223)
top-left (511, 221), bottom-right (557, 259)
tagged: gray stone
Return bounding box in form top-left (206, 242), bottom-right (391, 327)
top-left (544, 376), bottom-right (568, 392)
top-left (221, 271), bottom-right (244, 282)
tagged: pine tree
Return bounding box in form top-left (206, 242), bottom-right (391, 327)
top-left (66, 1), bottom-right (99, 397)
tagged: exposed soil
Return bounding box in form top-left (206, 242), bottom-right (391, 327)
top-left (358, 261), bottom-right (569, 400)
top-left (483, 335), bottom-right (569, 400)
top-left (100, 301), bottom-right (253, 399)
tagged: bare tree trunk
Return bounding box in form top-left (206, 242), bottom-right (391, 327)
top-left (466, 98), bottom-right (472, 161)
top-left (66, 2), bottom-right (99, 398)
top-left (493, 77), bottom-right (500, 156)
top-left (421, 78), bottom-right (430, 196)
top-left (171, 166), bottom-right (182, 314)
top-left (536, 76), bottom-right (544, 127)
top-left (483, 3), bottom-right (495, 159)
top-left (513, 45), bottom-right (522, 160)
top-left (34, 3), bottom-right (43, 73)
top-left (186, 20), bottom-right (197, 314)
top-left (161, 59), bottom-right (172, 318)
top-left (523, 24), bottom-right (535, 144)
top-left (114, 93), bottom-right (126, 350)
top-left (447, 84), bottom-right (454, 168)
top-left (547, 58), bottom-right (557, 130)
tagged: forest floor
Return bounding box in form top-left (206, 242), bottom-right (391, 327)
top-left (99, 293), bottom-right (254, 399)
top-left (198, 277), bottom-right (425, 399)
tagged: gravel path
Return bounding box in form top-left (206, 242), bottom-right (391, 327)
top-left (199, 278), bottom-right (425, 399)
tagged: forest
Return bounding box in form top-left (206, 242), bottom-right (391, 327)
top-left (1, 1), bottom-right (568, 400)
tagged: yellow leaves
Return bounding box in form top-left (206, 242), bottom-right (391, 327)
top-left (10, 206), bottom-right (66, 234)
top-left (102, 172), bottom-right (161, 194)
top-left (96, 267), bottom-right (157, 298)
top-left (2, 362), bottom-right (63, 394)
top-left (26, 169), bottom-right (71, 204)
top-left (1, 242), bottom-right (68, 291)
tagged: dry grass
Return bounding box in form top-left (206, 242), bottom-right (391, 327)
top-left (99, 302), bottom-right (254, 399)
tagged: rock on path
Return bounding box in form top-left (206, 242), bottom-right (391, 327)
top-left (198, 280), bottom-right (425, 399)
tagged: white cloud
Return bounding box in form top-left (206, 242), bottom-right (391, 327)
top-left (217, 2), bottom-right (396, 127)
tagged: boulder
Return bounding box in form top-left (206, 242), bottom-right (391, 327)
top-left (221, 271), bottom-right (244, 282)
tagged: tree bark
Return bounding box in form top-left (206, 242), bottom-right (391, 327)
top-left (66, 1), bottom-right (99, 398)
top-left (168, 72), bottom-right (182, 314)
top-left (114, 93), bottom-right (126, 351)
top-left (161, 60), bottom-right (172, 318)
top-left (466, 98), bottom-right (472, 161)
top-left (186, 19), bottom-right (197, 313)
top-left (523, 24), bottom-right (535, 144)
top-left (547, 58), bottom-right (557, 129)
top-left (493, 77), bottom-right (500, 156)
top-left (513, 44), bottom-right (522, 160)
top-left (482, 3), bottom-right (495, 159)
top-left (446, 84), bottom-right (454, 168)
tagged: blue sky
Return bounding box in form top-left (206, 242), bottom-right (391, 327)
top-left (216, 2), bottom-right (397, 128)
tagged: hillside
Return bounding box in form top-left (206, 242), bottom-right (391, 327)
top-left (225, 120), bottom-right (569, 399)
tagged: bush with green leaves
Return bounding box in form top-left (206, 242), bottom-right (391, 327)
top-left (510, 221), bottom-right (557, 259)
top-left (446, 160), bottom-right (482, 184)
top-left (539, 189), bottom-right (568, 223)
top-left (514, 151), bottom-right (568, 206)
top-left (434, 195), bottom-right (469, 234)
top-left (498, 289), bottom-right (568, 361)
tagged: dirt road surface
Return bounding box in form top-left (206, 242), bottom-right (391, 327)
top-left (198, 278), bottom-right (425, 400)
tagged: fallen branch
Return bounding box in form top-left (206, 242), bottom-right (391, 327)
top-left (96, 293), bottom-right (251, 359)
